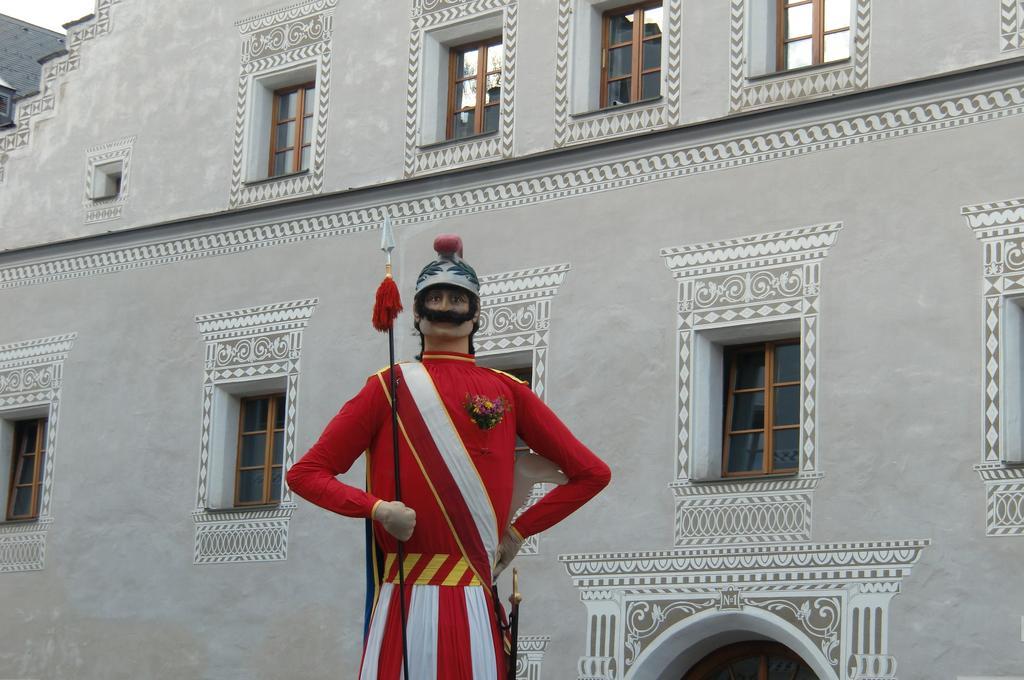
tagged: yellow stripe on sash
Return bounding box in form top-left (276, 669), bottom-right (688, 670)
top-left (382, 553), bottom-right (481, 586)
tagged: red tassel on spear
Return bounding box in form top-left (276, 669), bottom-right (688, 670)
top-left (372, 215), bottom-right (403, 332)
top-left (370, 214), bottom-right (411, 680)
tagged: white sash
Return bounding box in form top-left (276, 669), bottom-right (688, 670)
top-left (402, 362), bottom-right (500, 567)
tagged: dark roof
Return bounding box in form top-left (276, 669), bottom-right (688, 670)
top-left (0, 14), bottom-right (66, 98)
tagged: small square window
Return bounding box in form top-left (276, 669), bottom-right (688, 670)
top-left (722, 340), bottom-right (800, 477)
top-left (91, 160), bottom-right (123, 200)
top-left (5, 418), bottom-right (47, 521)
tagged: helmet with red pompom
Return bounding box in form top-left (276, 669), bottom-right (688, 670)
top-left (414, 234), bottom-right (480, 298)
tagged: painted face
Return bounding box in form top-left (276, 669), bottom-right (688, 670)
top-left (415, 286), bottom-right (477, 340)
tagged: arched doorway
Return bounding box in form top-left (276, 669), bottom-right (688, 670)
top-left (684, 641), bottom-right (817, 679)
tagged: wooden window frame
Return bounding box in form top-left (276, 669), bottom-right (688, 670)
top-left (234, 394), bottom-right (286, 507)
top-left (268, 82), bottom-right (315, 178)
top-left (446, 36), bottom-right (503, 141)
top-left (722, 339), bottom-right (800, 478)
top-left (775, 0), bottom-right (851, 71)
top-left (600, 1), bottom-right (663, 109)
top-left (6, 418), bottom-right (46, 521)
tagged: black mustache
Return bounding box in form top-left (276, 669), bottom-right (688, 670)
top-left (419, 308), bottom-right (476, 325)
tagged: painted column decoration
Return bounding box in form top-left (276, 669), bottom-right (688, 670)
top-left (476, 263), bottom-right (571, 556)
top-left (0, 333), bottom-right (76, 572)
top-left (1002, 0), bottom-right (1024, 51)
top-left (965, 197), bottom-right (1024, 535)
top-left (192, 298), bottom-right (317, 564)
top-left (516, 635), bottom-right (551, 680)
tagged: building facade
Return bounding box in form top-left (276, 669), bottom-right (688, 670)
top-left (1, 0), bottom-right (1023, 678)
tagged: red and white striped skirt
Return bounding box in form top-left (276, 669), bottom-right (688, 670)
top-left (359, 554), bottom-right (507, 680)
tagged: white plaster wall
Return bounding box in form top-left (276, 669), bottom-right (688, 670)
top-left (2, 99), bottom-right (1024, 676)
top-left (0, 0), bottom-right (1020, 252)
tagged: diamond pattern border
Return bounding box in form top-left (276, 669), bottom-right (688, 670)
top-left (228, 0), bottom-right (336, 208)
top-left (729, 0), bottom-right (871, 112)
top-left (191, 298), bottom-right (317, 564)
top-left (0, 333), bottom-right (76, 573)
top-left (1002, 0), bottom-right (1024, 51)
top-left (403, 0), bottom-right (517, 176)
top-left (553, 0), bottom-right (683, 147)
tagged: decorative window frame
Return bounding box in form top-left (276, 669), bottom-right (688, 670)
top-left (553, 0), bottom-right (683, 147)
top-left (660, 223), bottom-right (841, 547)
top-left (82, 135), bottom-right (135, 225)
top-left (560, 540), bottom-right (929, 679)
top-left (229, 0), bottom-right (335, 208)
top-left (192, 298), bottom-right (317, 564)
top-left (475, 263), bottom-right (571, 557)
top-left (964, 197), bottom-right (1024, 536)
top-left (514, 635), bottom-right (550, 680)
top-left (403, 0), bottom-right (518, 177)
top-left (728, 0), bottom-right (871, 113)
top-left (0, 333), bottom-right (75, 573)
top-left (1002, 0), bottom-right (1024, 51)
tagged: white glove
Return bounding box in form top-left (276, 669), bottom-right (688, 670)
top-left (509, 453), bottom-right (568, 519)
top-left (372, 500), bottom-right (416, 541)
top-left (493, 529), bottom-right (524, 578)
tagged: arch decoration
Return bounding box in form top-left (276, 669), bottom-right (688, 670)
top-left (560, 540), bottom-right (928, 679)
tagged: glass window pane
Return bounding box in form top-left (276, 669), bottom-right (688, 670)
top-left (274, 396), bottom-right (286, 429)
top-left (643, 6), bottom-right (663, 37)
top-left (272, 431), bottom-right (284, 465)
top-left (824, 29), bottom-right (851, 61)
top-left (243, 399), bottom-right (269, 432)
top-left (786, 3), bottom-right (813, 38)
top-left (277, 91), bottom-right (297, 119)
top-left (608, 45), bottom-right (632, 78)
top-left (12, 487), bottom-right (33, 517)
top-left (300, 146), bottom-right (310, 172)
top-left (303, 86), bottom-right (315, 114)
top-left (774, 343), bottom-right (800, 382)
top-left (609, 11), bottom-right (635, 44)
top-left (483, 104), bottom-right (499, 133)
top-left (241, 434), bottom-right (267, 468)
top-left (301, 118), bottom-right (313, 145)
top-left (732, 351), bottom-right (765, 389)
top-left (773, 385), bottom-right (800, 426)
top-left (731, 656), bottom-right (761, 679)
top-left (768, 657), bottom-right (799, 679)
top-left (456, 48), bottom-right (478, 78)
top-left (727, 433), bottom-right (764, 473)
top-left (455, 79), bottom-right (477, 110)
top-left (643, 38), bottom-right (661, 70)
top-left (641, 72), bottom-right (660, 99)
top-left (786, 38), bottom-right (813, 69)
top-left (772, 428), bottom-right (800, 470)
top-left (451, 110), bottom-right (475, 139)
top-left (486, 43), bottom-right (503, 72)
top-left (795, 669), bottom-right (818, 680)
top-left (238, 470), bottom-right (265, 504)
top-left (17, 455), bottom-right (35, 485)
top-left (485, 74), bottom-right (501, 103)
top-left (272, 152), bottom-right (290, 177)
top-left (275, 122), bottom-right (295, 151)
top-left (605, 78), bottom-right (631, 106)
top-left (21, 422), bottom-right (37, 453)
top-left (730, 391), bottom-right (765, 431)
top-left (824, 0), bottom-right (851, 31)
top-left (271, 468), bottom-right (283, 501)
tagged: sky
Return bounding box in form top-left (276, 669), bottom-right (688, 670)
top-left (0, 0), bottom-right (96, 33)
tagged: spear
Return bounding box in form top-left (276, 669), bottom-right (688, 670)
top-left (372, 213), bottom-right (410, 680)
